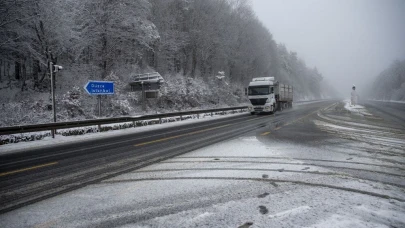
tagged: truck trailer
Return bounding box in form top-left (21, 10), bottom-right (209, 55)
top-left (247, 77), bottom-right (293, 114)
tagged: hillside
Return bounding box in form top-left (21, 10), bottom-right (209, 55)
top-left (369, 60), bottom-right (405, 101)
top-left (0, 0), bottom-right (335, 127)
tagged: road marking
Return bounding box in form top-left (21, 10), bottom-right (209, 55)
top-left (135, 115), bottom-right (270, 147)
top-left (261, 132), bottom-right (271, 136)
top-left (135, 124), bottom-right (232, 147)
top-left (274, 112), bottom-right (314, 130)
top-left (0, 162), bottom-right (58, 177)
top-left (274, 103), bottom-right (337, 131)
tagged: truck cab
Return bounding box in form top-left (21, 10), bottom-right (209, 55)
top-left (247, 77), bottom-right (293, 115)
top-left (247, 77), bottom-right (276, 114)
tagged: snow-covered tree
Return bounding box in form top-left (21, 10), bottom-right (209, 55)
top-left (370, 60), bottom-right (405, 101)
top-left (74, 0), bottom-right (159, 78)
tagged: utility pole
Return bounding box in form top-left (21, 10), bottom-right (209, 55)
top-left (49, 62), bottom-right (63, 138)
top-left (50, 62), bottom-right (56, 138)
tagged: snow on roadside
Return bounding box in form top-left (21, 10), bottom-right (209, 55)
top-left (370, 99), bottom-right (405, 104)
top-left (293, 100), bottom-right (325, 106)
top-left (343, 100), bottom-right (372, 116)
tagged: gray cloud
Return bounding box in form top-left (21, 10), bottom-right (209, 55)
top-left (252, 0), bottom-right (405, 97)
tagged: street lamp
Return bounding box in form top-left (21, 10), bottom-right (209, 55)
top-left (49, 62), bottom-right (63, 138)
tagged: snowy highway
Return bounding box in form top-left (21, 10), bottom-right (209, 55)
top-left (1, 0), bottom-right (404, 226)
top-left (1, 100), bottom-right (405, 227)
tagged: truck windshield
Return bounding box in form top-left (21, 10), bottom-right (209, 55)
top-left (248, 86), bottom-right (271, 95)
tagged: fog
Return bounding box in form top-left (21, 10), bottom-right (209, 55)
top-left (252, 0), bottom-right (405, 98)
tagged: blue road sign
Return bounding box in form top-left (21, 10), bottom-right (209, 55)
top-left (84, 81), bottom-right (114, 95)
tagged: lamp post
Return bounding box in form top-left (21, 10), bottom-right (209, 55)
top-left (49, 62), bottom-right (63, 138)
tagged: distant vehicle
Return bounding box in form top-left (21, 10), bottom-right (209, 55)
top-left (247, 77), bottom-right (293, 114)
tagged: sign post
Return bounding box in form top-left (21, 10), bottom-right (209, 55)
top-left (141, 81), bottom-right (146, 111)
top-left (98, 95), bottom-right (102, 116)
top-left (84, 81), bottom-right (115, 117)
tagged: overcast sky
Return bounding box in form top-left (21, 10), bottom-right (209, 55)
top-left (252, 0), bottom-right (405, 96)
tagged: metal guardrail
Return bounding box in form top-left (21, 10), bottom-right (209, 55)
top-left (0, 106), bottom-right (248, 136)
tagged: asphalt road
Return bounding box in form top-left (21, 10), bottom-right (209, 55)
top-left (0, 100), bottom-right (404, 227)
top-left (363, 100), bottom-right (405, 128)
top-left (0, 100), bottom-right (335, 214)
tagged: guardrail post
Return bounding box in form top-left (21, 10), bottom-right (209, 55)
top-left (180, 115), bottom-right (182, 121)
top-left (197, 114), bottom-right (199, 119)
top-left (211, 112), bottom-right (213, 117)
top-left (132, 121), bottom-right (136, 128)
top-left (159, 117), bottom-right (162, 124)
top-left (98, 124), bottom-right (101, 132)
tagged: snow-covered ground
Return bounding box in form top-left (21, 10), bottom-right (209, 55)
top-left (370, 99), bottom-right (405, 104)
top-left (1, 135), bottom-right (403, 227)
top-left (343, 100), bottom-right (372, 116)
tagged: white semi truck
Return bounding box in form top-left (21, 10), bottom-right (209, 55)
top-left (247, 77), bottom-right (293, 115)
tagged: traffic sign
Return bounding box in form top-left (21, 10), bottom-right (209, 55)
top-left (84, 81), bottom-right (114, 95)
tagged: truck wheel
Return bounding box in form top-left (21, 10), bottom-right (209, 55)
top-left (250, 112), bottom-right (255, 115)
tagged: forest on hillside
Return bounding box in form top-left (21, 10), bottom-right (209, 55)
top-left (0, 0), bottom-right (331, 126)
top-left (369, 60), bottom-right (405, 101)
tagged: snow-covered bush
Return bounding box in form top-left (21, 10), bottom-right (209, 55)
top-left (156, 73), bottom-right (247, 111)
top-left (61, 86), bottom-right (85, 118)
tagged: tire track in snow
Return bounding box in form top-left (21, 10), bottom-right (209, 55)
top-left (131, 168), bottom-right (405, 188)
top-left (99, 176), bottom-right (405, 202)
top-left (175, 156), bottom-right (405, 168)
top-left (159, 160), bottom-right (405, 178)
